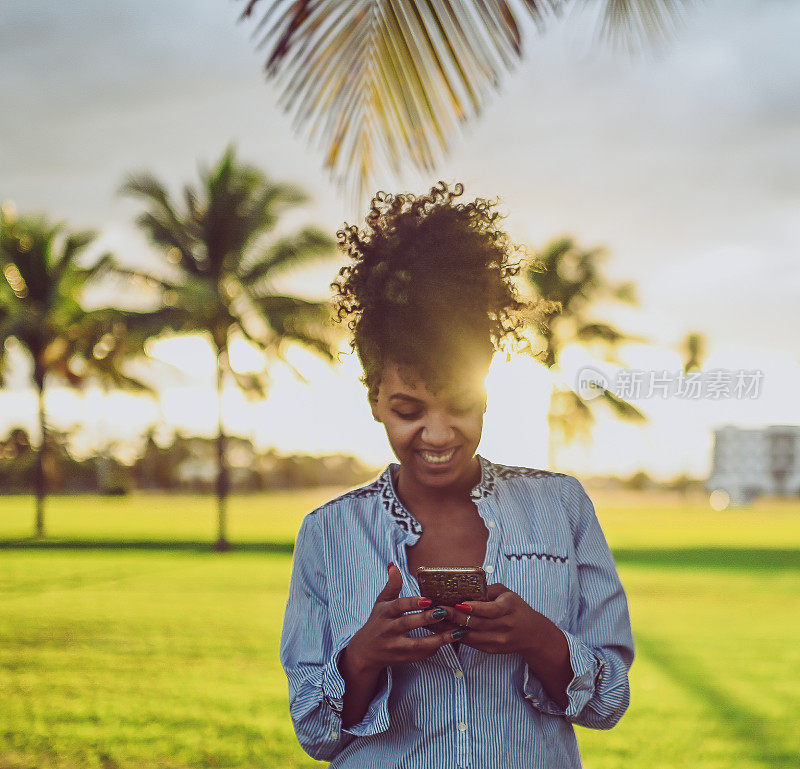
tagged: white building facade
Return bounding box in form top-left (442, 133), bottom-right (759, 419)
top-left (707, 425), bottom-right (800, 505)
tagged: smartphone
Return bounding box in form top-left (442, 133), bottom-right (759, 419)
top-left (416, 566), bottom-right (488, 606)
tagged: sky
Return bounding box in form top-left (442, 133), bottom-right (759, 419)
top-left (1, 0), bottom-right (799, 479)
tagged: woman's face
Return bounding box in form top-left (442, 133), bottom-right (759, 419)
top-left (369, 360), bottom-right (487, 490)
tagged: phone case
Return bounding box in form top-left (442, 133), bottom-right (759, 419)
top-left (416, 566), bottom-right (488, 605)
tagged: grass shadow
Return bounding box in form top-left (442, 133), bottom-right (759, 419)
top-left (635, 631), bottom-right (799, 767)
top-left (613, 547), bottom-right (800, 571)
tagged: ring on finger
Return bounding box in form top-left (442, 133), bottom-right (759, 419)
top-left (462, 613), bottom-right (472, 628)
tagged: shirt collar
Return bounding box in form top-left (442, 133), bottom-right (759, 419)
top-left (376, 453), bottom-right (496, 537)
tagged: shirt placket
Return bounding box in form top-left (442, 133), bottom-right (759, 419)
top-left (384, 457), bottom-right (499, 769)
top-left (455, 495), bottom-right (500, 769)
top-left (474, 495), bottom-right (501, 586)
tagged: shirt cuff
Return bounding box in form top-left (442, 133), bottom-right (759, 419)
top-left (321, 633), bottom-right (393, 737)
top-left (522, 627), bottom-right (606, 719)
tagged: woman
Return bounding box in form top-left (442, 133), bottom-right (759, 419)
top-left (279, 182), bottom-right (635, 768)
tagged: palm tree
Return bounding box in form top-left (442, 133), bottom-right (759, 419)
top-left (522, 235), bottom-right (647, 469)
top-left (0, 204), bottom-right (150, 536)
top-left (238, 0), bottom-right (691, 198)
top-left (119, 145), bottom-right (341, 550)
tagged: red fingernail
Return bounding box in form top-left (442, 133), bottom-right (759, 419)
top-left (388, 562), bottom-right (395, 573)
top-left (418, 598), bottom-right (432, 608)
top-left (455, 603), bottom-right (471, 611)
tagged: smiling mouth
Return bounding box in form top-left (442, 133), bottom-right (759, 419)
top-left (417, 447), bottom-right (458, 465)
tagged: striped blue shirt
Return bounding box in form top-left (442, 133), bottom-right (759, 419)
top-left (279, 454), bottom-right (635, 768)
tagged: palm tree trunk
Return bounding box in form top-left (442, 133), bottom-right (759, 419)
top-left (214, 348), bottom-right (231, 551)
top-left (34, 364), bottom-right (46, 538)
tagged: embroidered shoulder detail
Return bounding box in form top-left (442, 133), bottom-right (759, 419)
top-left (377, 468), bottom-right (423, 536)
top-left (494, 465), bottom-right (567, 480)
top-left (334, 479), bottom-right (382, 501)
top-left (375, 455), bottom-right (562, 531)
top-left (468, 456), bottom-right (565, 500)
top-left (468, 454), bottom-right (496, 500)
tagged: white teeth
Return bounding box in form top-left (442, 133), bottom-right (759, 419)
top-left (419, 449), bottom-right (456, 464)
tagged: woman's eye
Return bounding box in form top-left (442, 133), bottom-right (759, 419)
top-left (393, 410), bottom-right (421, 420)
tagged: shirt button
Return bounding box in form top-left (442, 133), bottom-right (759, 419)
top-left (485, 565), bottom-right (494, 573)
top-left (329, 731), bottom-right (338, 739)
top-left (454, 670), bottom-right (464, 678)
top-left (457, 722), bottom-right (468, 732)
top-left (487, 520), bottom-right (496, 528)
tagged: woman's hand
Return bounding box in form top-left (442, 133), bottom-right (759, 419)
top-left (338, 563), bottom-right (462, 729)
top-left (343, 563), bottom-right (461, 676)
top-left (435, 582), bottom-right (574, 709)
top-left (436, 582), bottom-right (548, 656)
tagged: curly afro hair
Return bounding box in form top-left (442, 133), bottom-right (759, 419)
top-left (331, 181), bottom-right (545, 402)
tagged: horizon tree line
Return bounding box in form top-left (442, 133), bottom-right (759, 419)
top-left (0, 145), bottom-right (703, 547)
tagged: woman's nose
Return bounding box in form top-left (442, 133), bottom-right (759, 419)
top-left (421, 414), bottom-right (456, 445)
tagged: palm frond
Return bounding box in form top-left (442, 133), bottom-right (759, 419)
top-left (238, 226), bottom-right (335, 286)
top-left (240, 0), bottom-right (554, 200)
top-left (250, 292), bottom-right (334, 329)
top-left (599, 387), bottom-right (646, 421)
top-left (238, 182), bottom-right (308, 243)
top-left (69, 252), bottom-right (116, 285)
top-left (248, 292), bottom-right (340, 362)
top-left (101, 265), bottom-right (184, 294)
top-left (575, 322), bottom-right (647, 346)
top-left (52, 230), bottom-right (96, 281)
top-left (595, 0), bottom-right (693, 55)
top-left (240, 0), bottom-right (688, 196)
top-left (120, 173), bottom-right (203, 274)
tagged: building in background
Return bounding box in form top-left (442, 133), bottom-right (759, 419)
top-left (707, 425), bottom-right (800, 505)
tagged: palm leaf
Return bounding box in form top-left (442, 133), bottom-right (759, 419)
top-left (238, 226), bottom-right (335, 286)
top-left (240, 0), bottom-right (554, 200)
top-left (51, 230), bottom-right (96, 282)
top-left (575, 322), bottom-right (647, 346)
top-left (240, 0), bottom-right (689, 198)
top-left (597, 0), bottom-right (693, 54)
top-left (599, 387), bottom-right (646, 421)
top-left (119, 174), bottom-right (202, 274)
top-left (249, 292), bottom-right (340, 363)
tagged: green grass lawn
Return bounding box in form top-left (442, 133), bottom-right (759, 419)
top-left (1, 491), bottom-right (798, 768)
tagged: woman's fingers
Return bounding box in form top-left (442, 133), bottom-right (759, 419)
top-left (428, 605), bottom-right (488, 630)
top-left (401, 629), bottom-right (459, 656)
top-left (452, 597), bottom-right (508, 619)
top-left (428, 617), bottom-right (463, 634)
top-left (392, 605), bottom-right (452, 633)
top-left (385, 595), bottom-right (437, 618)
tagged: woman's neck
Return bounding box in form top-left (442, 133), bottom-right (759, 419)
top-left (393, 455), bottom-right (481, 519)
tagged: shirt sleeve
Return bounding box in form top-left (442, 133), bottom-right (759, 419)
top-left (279, 510), bottom-right (393, 761)
top-left (521, 475), bottom-right (635, 729)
